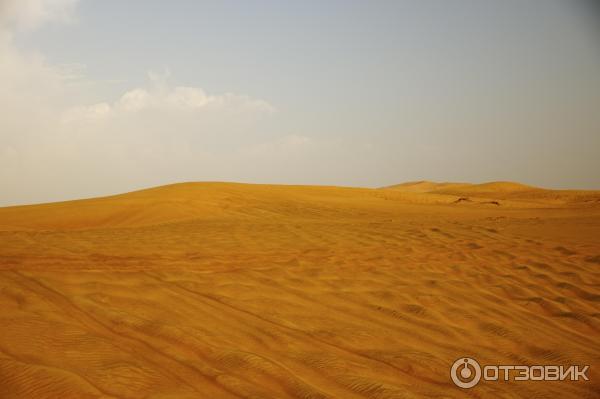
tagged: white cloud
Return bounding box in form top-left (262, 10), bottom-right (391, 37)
top-left (0, 0), bottom-right (78, 32)
top-left (0, 1), bottom-right (280, 206)
top-left (64, 72), bottom-right (275, 122)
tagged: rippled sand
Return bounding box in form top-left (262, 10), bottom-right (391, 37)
top-left (1, 182), bottom-right (599, 398)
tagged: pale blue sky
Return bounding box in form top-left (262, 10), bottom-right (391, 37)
top-left (1, 0), bottom-right (599, 205)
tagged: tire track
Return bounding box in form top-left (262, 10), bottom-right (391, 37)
top-left (145, 271), bottom-right (453, 391)
top-left (6, 271), bottom-right (243, 399)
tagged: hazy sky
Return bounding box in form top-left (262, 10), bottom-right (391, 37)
top-left (1, 0), bottom-right (599, 205)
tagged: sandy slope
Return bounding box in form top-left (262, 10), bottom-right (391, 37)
top-left (1, 182), bottom-right (599, 398)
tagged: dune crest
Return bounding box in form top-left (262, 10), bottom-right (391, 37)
top-left (382, 181), bottom-right (471, 193)
top-left (384, 180), bottom-right (600, 206)
top-left (2, 181), bottom-right (599, 231)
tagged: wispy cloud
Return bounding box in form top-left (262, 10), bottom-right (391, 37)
top-left (0, 0), bottom-right (78, 32)
top-left (62, 71), bottom-right (275, 123)
top-left (0, 1), bottom-right (280, 205)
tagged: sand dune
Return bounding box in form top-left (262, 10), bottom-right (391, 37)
top-left (382, 181), bottom-right (471, 193)
top-left (385, 180), bottom-right (600, 207)
top-left (1, 182), bottom-right (599, 398)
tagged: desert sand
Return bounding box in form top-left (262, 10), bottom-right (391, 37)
top-left (0, 181), bottom-right (599, 398)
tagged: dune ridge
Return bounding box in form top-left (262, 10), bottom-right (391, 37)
top-left (2, 181), bottom-right (599, 231)
top-left (385, 180), bottom-right (600, 206)
top-left (1, 181), bottom-right (599, 398)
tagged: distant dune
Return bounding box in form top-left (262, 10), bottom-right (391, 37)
top-left (2, 181), bottom-right (599, 231)
top-left (382, 180), bottom-right (472, 193)
top-left (383, 180), bottom-right (600, 206)
top-left (1, 181), bottom-right (599, 398)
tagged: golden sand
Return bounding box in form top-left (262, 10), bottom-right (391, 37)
top-left (1, 182), bottom-right (599, 398)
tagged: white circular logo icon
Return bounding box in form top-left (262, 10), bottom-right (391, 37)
top-left (451, 357), bottom-right (482, 388)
